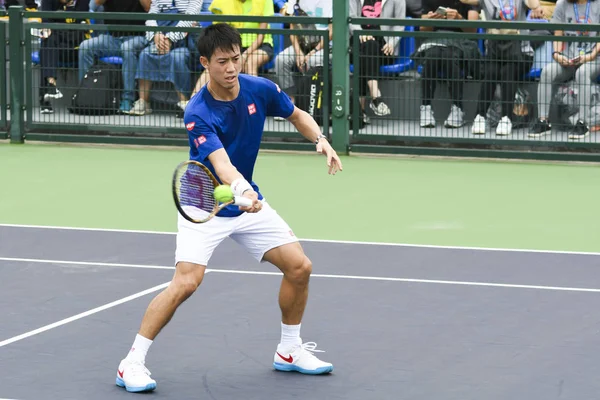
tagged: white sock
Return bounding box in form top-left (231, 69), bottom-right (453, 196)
top-left (279, 322), bottom-right (302, 348)
top-left (125, 334), bottom-right (153, 363)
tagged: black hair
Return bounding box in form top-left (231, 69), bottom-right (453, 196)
top-left (196, 23), bottom-right (243, 60)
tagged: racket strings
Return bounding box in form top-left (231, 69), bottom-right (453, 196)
top-left (176, 164), bottom-right (216, 213)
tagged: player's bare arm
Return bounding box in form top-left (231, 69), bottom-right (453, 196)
top-left (287, 107), bottom-right (343, 175)
top-left (207, 148), bottom-right (262, 212)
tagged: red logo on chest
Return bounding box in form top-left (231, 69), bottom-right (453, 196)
top-left (248, 103), bottom-right (257, 115)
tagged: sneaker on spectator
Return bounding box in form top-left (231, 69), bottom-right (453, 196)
top-left (420, 105), bottom-right (435, 127)
top-left (471, 114), bottom-right (486, 135)
top-left (119, 100), bottom-right (133, 115)
top-left (528, 118), bottom-right (551, 138)
top-left (444, 104), bottom-right (465, 128)
top-left (43, 85), bottom-right (63, 101)
top-left (177, 100), bottom-right (188, 111)
top-left (363, 112), bottom-right (371, 125)
top-left (370, 97), bottom-right (391, 116)
top-left (568, 120), bottom-right (589, 140)
top-left (496, 116), bottom-right (512, 136)
top-left (40, 101), bottom-right (53, 114)
top-left (129, 99), bottom-right (152, 116)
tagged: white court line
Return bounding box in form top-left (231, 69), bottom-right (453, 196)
top-left (1, 223), bottom-right (599, 256)
top-left (0, 257), bottom-right (175, 270)
top-left (208, 269), bottom-right (600, 294)
top-left (0, 281), bottom-right (172, 349)
top-left (4, 256), bottom-right (600, 295)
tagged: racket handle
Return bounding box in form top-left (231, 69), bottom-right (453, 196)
top-left (234, 196), bottom-right (253, 207)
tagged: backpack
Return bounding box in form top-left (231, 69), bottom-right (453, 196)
top-left (68, 63), bottom-right (122, 115)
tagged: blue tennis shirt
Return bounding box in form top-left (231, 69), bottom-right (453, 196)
top-left (183, 74), bottom-right (295, 217)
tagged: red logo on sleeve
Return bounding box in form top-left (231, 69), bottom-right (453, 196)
top-left (248, 103), bottom-right (256, 115)
top-left (193, 135), bottom-right (206, 148)
top-left (275, 84), bottom-right (281, 93)
top-left (186, 121), bottom-right (195, 131)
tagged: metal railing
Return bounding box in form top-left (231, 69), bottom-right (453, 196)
top-left (3, 7), bottom-right (600, 161)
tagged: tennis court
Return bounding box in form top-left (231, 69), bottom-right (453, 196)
top-left (1, 144), bottom-right (600, 399)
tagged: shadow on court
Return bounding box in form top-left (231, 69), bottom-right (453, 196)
top-left (1, 226), bottom-right (600, 400)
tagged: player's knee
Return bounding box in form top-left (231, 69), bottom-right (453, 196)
top-left (173, 262), bottom-right (205, 300)
top-left (286, 257), bottom-right (312, 285)
top-left (175, 277), bottom-right (202, 300)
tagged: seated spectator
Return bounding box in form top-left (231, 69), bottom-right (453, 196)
top-left (78, 0), bottom-right (150, 114)
top-left (130, 0), bottom-right (202, 116)
top-left (349, 0), bottom-right (405, 118)
top-left (529, 0), bottom-right (600, 140)
top-left (273, 0), bottom-right (332, 109)
top-left (414, 0), bottom-right (480, 128)
top-left (192, 0), bottom-right (276, 91)
top-left (471, 0), bottom-right (545, 135)
top-left (38, 0), bottom-right (89, 114)
top-left (4, 0), bottom-right (39, 10)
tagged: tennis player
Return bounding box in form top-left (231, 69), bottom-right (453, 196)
top-left (115, 23), bottom-right (342, 393)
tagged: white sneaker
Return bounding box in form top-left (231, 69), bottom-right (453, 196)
top-left (472, 114), bottom-right (486, 135)
top-left (116, 358), bottom-right (157, 393)
top-left (177, 100), bottom-right (188, 111)
top-left (496, 116), bottom-right (512, 136)
top-left (273, 342), bottom-right (333, 375)
top-left (444, 104), bottom-right (465, 128)
top-left (129, 99), bottom-right (152, 116)
top-left (370, 99), bottom-right (391, 116)
top-left (420, 105), bottom-right (435, 128)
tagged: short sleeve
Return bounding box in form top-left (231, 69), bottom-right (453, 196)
top-left (264, 79), bottom-right (295, 119)
top-left (184, 113), bottom-right (224, 162)
top-left (551, 0), bottom-right (565, 24)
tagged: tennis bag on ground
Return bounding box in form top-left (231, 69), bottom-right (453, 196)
top-left (295, 66), bottom-right (329, 126)
top-left (68, 63), bottom-right (122, 115)
top-left (295, 66), bottom-right (365, 130)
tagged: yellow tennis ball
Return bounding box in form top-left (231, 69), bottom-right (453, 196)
top-left (213, 184), bottom-right (234, 203)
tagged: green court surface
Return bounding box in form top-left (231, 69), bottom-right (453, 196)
top-left (1, 142), bottom-right (599, 253)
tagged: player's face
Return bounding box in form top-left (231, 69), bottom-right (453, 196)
top-left (204, 46), bottom-right (242, 90)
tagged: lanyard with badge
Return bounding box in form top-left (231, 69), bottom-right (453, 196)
top-left (497, 0), bottom-right (516, 20)
top-left (573, 0), bottom-right (591, 55)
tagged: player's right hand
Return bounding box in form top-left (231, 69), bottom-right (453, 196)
top-left (239, 190), bottom-right (262, 213)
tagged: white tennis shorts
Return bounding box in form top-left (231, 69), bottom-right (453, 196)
top-left (175, 200), bottom-right (299, 266)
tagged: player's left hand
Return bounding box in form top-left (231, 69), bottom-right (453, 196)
top-left (316, 139), bottom-right (343, 175)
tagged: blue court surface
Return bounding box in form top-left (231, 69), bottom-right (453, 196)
top-left (1, 225), bottom-right (600, 400)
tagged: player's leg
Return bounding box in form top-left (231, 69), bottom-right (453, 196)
top-left (116, 213), bottom-right (233, 392)
top-left (230, 202), bottom-right (333, 375)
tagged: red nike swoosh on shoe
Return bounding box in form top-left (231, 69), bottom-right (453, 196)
top-left (277, 352), bottom-right (293, 363)
top-left (118, 369), bottom-right (124, 378)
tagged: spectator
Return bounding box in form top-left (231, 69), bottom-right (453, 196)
top-left (192, 0), bottom-right (276, 90)
top-left (38, 0), bottom-right (89, 114)
top-left (130, 0), bottom-right (202, 116)
top-left (414, 0), bottom-right (480, 128)
top-left (471, 0), bottom-right (545, 135)
top-left (273, 0), bottom-right (332, 108)
top-left (528, 0), bottom-right (600, 140)
top-left (4, 0), bottom-right (38, 10)
top-left (348, 0), bottom-right (406, 118)
top-left (78, 0), bottom-right (150, 114)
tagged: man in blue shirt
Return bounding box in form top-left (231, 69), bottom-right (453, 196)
top-left (115, 23), bottom-right (342, 393)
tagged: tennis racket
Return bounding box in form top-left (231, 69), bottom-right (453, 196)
top-left (172, 160), bottom-right (253, 224)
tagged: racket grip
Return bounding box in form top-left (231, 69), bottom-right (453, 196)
top-left (234, 196), bottom-right (253, 207)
